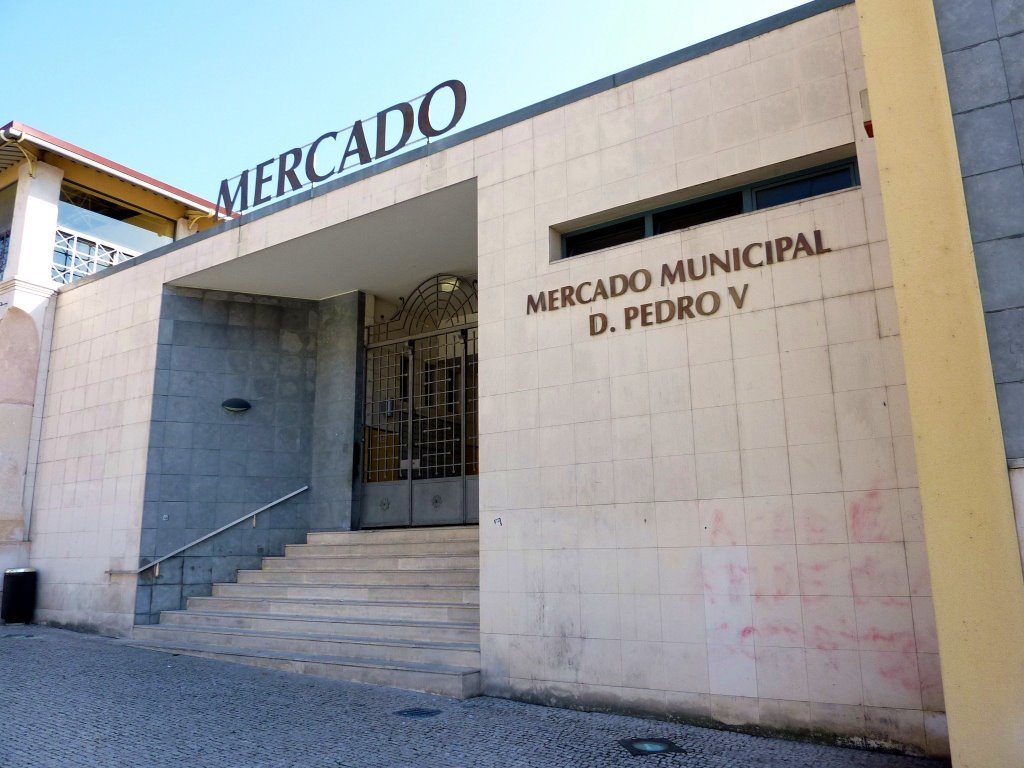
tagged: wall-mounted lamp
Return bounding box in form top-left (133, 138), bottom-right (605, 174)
top-left (221, 398), bottom-right (252, 413)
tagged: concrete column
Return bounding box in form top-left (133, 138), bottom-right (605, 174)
top-left (5, 161), bottom-right (62, 290)
top-left (310, 291), bottom-right (365, 531)
top-left (0, 161), bottom-right (61, 593)
top-left (859, 2), bottom-right (1024, 765)
top-left (174, 217), bottom-right (192, 241)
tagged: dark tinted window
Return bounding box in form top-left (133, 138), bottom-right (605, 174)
top-left (564, 217), bottom-right (645, 258)
top-left (653, 192), bottom-right (743, 235)
top-left (560, 160), bottom-right (858, 259)
top-left (753, 167), bottom-right (855, 209)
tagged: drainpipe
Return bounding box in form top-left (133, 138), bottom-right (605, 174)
top-left (21, 291), bottom-right (57, 542)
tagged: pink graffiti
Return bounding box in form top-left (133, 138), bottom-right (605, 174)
top-left (849, 489), bottom-right (884, 543)
top-left (810, 624), bottom-right (858, 651)
top-left (709, 509), bottom-right (739, 546)
top-left (850, 556), bottom-right (878, 582)
top-left (878, 655), bottom-right (920, 691)
top-left (757, 623), bottom-right (800, 640)
top-left (771, 562), bottom-right (793, 596)
top-left (727, 562), bottom-right (748, 590)
top-left (811, 624), bottom-right (839, 650)
top-left (861, 627), bottom-right (916, 653)
top-left (803, 520), bottom-right (828, 543)
top-left (800, 561), bottom-right (827, 591)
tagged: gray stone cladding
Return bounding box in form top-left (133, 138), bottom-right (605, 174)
top-left (935, 0), bottom-right (1024, 457)
top-left (309, 291), bottom-right (365, 532)
top-left (0, 626), bottom-right (950, 768)
top-left (136, 288), bottom-right (318, 624)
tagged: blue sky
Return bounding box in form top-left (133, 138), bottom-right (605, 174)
top-left (7, 0), bottom-right (807, 203)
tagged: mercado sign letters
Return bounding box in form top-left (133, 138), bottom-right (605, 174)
top-left (527, 230), bottom-right (830, 335)
top-left (217, 80), bottom-right (467, 215)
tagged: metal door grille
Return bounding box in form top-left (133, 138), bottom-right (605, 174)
top-left (361, 275), bottom-right (478, 528)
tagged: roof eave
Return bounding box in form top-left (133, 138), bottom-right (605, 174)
top-left (1, 119), bottom-right (228, 218)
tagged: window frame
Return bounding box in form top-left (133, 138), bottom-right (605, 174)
top-left (58, 181), bottom-right (177, 240)
top-left (559, 158), bottom-right (860, 261)
top-left (748, 161), bottom-right (861, 210)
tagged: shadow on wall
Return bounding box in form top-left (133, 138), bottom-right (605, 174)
top-left (135, 288), bottom-right (317, 625)
top-left (0, 307), bottom-right (39, 528)
top-left (0, 307), bottom-right (39, 598)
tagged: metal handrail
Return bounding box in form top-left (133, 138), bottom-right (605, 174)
top-left (109, 485), bottom-right (309, 577)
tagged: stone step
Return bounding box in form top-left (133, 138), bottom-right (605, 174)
top-left (143, 525), bottom-right (482, 697)
top-left (186, 596), bottom-right (480, 624)
top-left (160, 609), bottom-right (479, 643)
top-left (236, 568), bottom-right (479, 587)
top-left (212, 582), bottom-right (480, 604)
top-left (286, 541), bottom-right (479, 557)
top-left (128, 639), bottom-right (481, 699)
top-left (261, 554), bottom-right (479, 571)
top-left (132, 625), bottom-right (480, 667)
top-left (306, 526), bottom-right (479, 545)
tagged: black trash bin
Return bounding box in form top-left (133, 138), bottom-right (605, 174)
top-left (1, 568), bottom-right (38, 624)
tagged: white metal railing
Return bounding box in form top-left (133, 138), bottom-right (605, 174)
top-left (52, 226), bottom-right (140, 284)
top-left (107, 485), bottom-right (309, 578)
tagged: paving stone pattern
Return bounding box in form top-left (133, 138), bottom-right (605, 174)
top-left (0, 628), bottom-right (950, 768)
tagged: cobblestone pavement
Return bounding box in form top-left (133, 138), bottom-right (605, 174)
top-left (0, 627), bottom-right (950, 768)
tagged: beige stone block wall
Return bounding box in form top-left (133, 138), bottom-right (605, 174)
top-left (473, 5), bottom-right (944, 756)
top-left (0, 307), bottom-right (39, 585)
top-left (0, 307), bottom-right (39, 540)
top-left (28, 255), bottom-right (168, 634)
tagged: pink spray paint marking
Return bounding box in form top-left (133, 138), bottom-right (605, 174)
top-left (878, 655), bottom-right (920, 691)
top-left (849, 489), bottom-right (884, 543)
top-left (709, 508), bottom-right (739, 546)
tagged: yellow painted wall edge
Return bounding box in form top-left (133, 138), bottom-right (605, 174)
top-left (858, 1), bottom-right (1024, 765)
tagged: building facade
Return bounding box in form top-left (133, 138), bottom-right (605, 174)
top-left (0, 122), bottom-right (220, 595)
top-left (2, 1), bottom-right (1023, 763)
